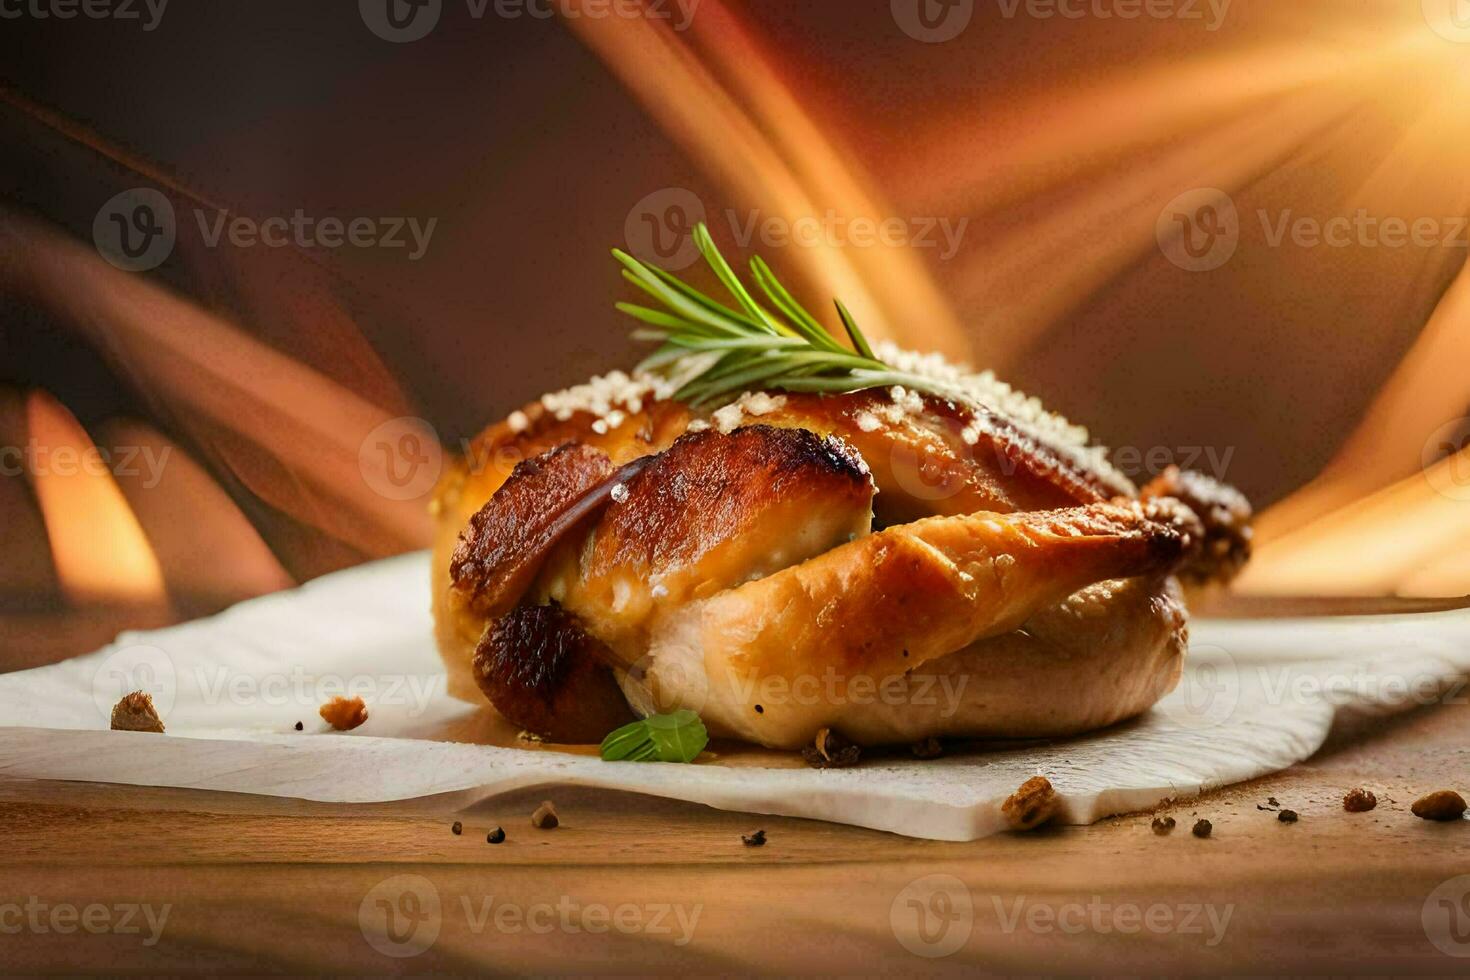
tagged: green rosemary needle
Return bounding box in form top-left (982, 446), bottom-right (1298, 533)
top-left (612, 223), bottom-right (968, 408)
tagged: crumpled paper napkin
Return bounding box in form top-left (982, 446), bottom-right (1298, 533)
top-left (1, 553), bottom-right (1465, 840)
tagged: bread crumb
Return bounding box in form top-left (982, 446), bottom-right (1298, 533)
top-left (531, 801), bottom-right (559, 829)
top-left (1192, 818), bottom-right (1213, 838)
top-left (319, 695), bottom-right (368, 731)
top-left (1277, 809), bottom-right (1298, 823)
top-left (110, 691), bottom-right (164, 733)
top-left (1151, 815), bottom-right (1176, 835)
top-left (1002, 776), bottom-right (1058, 831)
top-left (742, 829), bottom-right (766, 847)
top-left (1343, 788), bottom-right (1376, 813)
top-left (1411, 790), bottom-right (1467, 821)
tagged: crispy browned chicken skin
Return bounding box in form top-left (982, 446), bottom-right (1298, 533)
top-left (433, 387), bottom-right (1250, 749)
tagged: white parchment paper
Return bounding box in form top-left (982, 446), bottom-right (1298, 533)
top-left (1, 553), bottom-right (1466, 840)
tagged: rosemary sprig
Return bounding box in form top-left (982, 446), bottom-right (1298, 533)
top-left (612, 224), bottom-right (965, 407)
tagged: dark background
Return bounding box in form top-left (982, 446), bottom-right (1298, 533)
top-left (2, 0), bottom-right (1468, 643)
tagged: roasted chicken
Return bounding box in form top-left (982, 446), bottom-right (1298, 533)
top-left (432, 370), bottom-right (1252, 751)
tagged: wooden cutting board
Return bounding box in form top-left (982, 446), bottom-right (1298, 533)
top-left (1, 684), bottom-right (1465, 973)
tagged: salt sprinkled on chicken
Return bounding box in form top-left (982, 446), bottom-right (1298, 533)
top-left (531, 346), bottom-right (1127, 492)
top-left (713, 391), bottom-right (788, 433)
top-left (539, 369), bottom-right (676, 424)
top-left (872, 340), bottom-right (1130, 491)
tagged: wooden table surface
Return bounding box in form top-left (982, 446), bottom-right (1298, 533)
top-left (2, 684), bottom-right (1467, 974)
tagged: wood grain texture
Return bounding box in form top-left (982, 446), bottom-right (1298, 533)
top-left (0, 694), bottom-right (1466, 974)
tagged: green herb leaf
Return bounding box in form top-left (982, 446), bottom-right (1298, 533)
top-left (599, 710), bottom-right (709, 764)
top-left (643, 709), bottom-right (709, 764)
top-left (613, 224), bottom-right (966, 408)
top-left (599, 718), bottom-right (658, 762)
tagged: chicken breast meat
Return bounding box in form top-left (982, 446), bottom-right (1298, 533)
top-left (433, 381), bottom-right (1251, 751)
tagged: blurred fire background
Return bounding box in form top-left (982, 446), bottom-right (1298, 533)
top-left (3, 0), bottom-right (1469, 671)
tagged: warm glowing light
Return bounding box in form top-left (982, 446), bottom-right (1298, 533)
top-left (95, 419), bottom-right (294, 609)
top-left (0, 210), bottom-right (433, 564)
top-left (1239, 446), bottom-right (1470, 597)
top-left (24, 390), bottom-right (169, 607)
top-left (560, 0), bottom-right (971, 360)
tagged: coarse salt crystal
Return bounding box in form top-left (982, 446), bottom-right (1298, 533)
top-left (712, 403), bottom-right (745, 433)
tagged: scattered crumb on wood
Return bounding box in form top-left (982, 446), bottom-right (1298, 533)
top-left (742, 829), bottom-right (767, 847)
top-left (1192, 818), bottom-right (1213, 838)
top-left (110, 691), bottom-right (164, 733)
top-left (1277, 809), bottom-right (1298, 823)
top-left (318, 696), bottom-right (368, 731)
top-left (486, 827), bottom-right (505, 844)
top-left (1151, 815), bottom-right (1176, 835)
top-left (1343, 788), bottom-right (1376, 813)
top-left (1002, 776), bottom-right (1058, 831)
top-left (531, 801), bottom-right (559, 829)
top-left (1411, 790), bottom-right (1467, 822)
